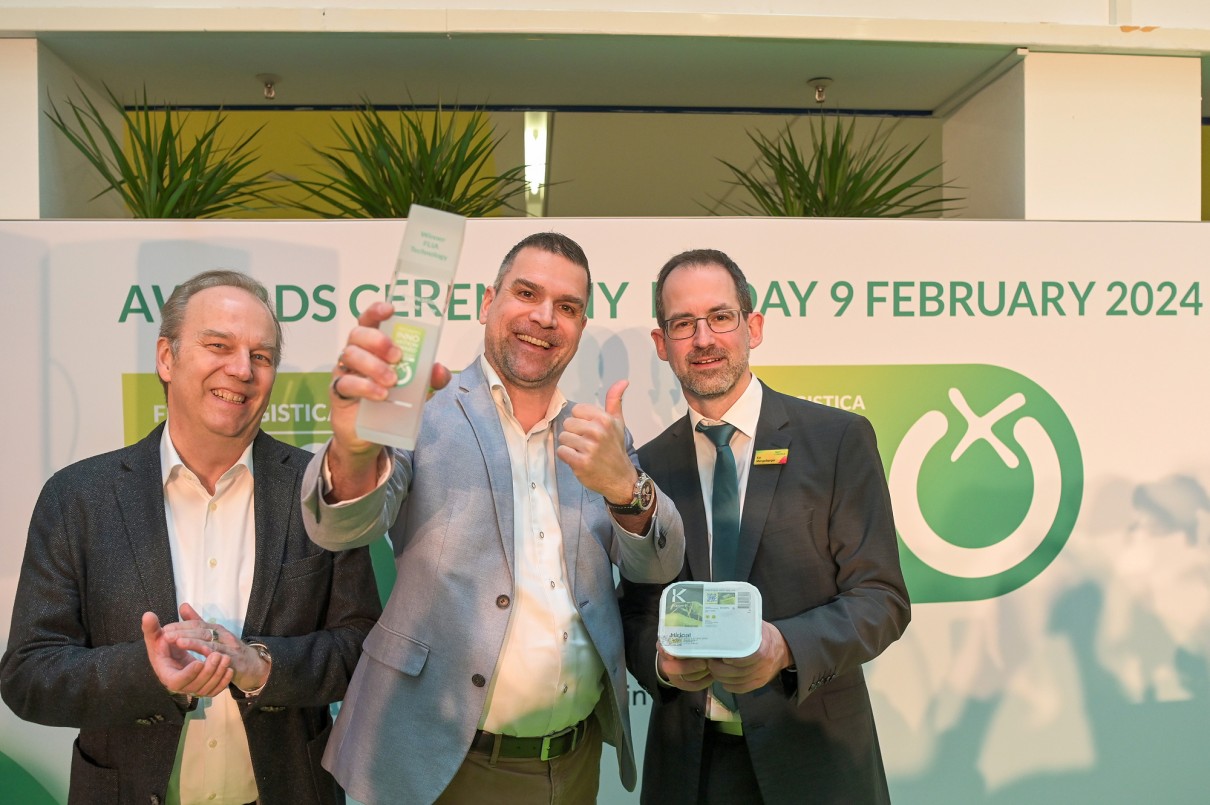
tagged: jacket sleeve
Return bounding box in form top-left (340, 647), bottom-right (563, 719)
top-left (301, 440), bottom-right (413, 551)
top-left (237, 544), bottom-right (381, 709)
top-left (609, 430), bottom-right (685, 584)
top-left (773, 415), bottom-right (911, 704)
top-left (618, 576), bottom-right (680, 704)
top-left (0, 475), bottom-right (181, 729)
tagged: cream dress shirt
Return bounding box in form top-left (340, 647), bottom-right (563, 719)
top-left (160, 428), bottom-right (258, 805)
top-left (479, 357), bottom-right (606, 737)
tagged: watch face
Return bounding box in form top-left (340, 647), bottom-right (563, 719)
top-left (638, 475), bottom-right (655, 509)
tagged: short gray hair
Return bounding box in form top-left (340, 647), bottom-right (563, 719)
top-left (158, 269), bottom-right (283, 368)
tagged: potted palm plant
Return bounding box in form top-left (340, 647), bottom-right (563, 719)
top-left (46, 84), bottom-right (276, 218)
top-left (283, 101), bottom-right (529, 218)
top-left (711, 115), bottom-right (960, 217)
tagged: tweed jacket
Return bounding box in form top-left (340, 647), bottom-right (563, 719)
top-left (1, 425), bottom-right (382, 805)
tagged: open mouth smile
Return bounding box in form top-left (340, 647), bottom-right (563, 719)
top-left (517, 333), bottom-right (553, 349)
top-left (212, 389), bottom-right (247, 404)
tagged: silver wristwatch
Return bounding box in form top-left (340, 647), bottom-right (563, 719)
top-left (606, 470), bottom-right (655, 516)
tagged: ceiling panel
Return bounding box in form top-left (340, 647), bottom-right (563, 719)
top-left (38, 32), bottom-right (1020, 114)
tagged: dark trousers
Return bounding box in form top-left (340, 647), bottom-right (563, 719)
top-left (436, 717), bottom-right (603, 805)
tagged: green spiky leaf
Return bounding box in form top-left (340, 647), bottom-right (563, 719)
top-left (284, 101), bottom-right (530, 218)
top-left (45, 83), bottom-right (277, 218)
top-left (710, 116), bottom-right (962, 218)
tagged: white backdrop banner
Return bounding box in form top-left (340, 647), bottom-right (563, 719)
top-left (1, 218), bottom-right (1207, 803)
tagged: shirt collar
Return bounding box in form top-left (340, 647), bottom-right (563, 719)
top-left (159, 421), bottom-right (255, 487)
top-left (687, 372), bottom-right (763, 439)
top-left (479, 354), bottom-right (567, 427)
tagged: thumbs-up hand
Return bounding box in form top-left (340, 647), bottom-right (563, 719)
top-left (557, 379), bottom-right (640, 505)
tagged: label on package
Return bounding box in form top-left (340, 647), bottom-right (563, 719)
top-left (658, 581), bottom-right (762, 658)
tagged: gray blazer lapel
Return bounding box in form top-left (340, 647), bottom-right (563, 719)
top-left (456, 360), bottom-right (517, 576)
top-left (667, 415), bottom-right (712, 582)
top-left (115, 424), bottom-right (179, 621)
top-left (735, 385), bottom-right (791, 581)
top-left (553, 408), bottom-right (582, 588)
top-left (244, 431), bottom-right (295, 637)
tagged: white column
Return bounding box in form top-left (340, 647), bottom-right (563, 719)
top-left (1023, 52), bottom-right (1200, 221)
top-left (944, 51), bottom-right (1201, 222)
top-left (0, 39), bottom-right (40, 218)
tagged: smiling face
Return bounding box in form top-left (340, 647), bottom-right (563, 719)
top-left (156, 285), bottom-right (278, 461)
top-left (478, 245), bottom-right (589, 397)
top-left (653, 262), bottom-right (764, 417)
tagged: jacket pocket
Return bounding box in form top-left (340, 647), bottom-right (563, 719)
top-left (362, 623), bottom-right (430, 676)
top-left (68, 738), bottom-right (121, 804)
top-left (281, 550), bottom-right (331, 581)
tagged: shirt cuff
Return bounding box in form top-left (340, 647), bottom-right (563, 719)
top-left (321, 446), bottom-right (392, 506)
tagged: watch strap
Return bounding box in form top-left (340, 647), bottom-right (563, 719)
top-left (607, 471), bottom-right (654, 515)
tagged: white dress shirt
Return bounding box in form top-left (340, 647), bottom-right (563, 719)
top-left (686, 374), bottom-right (764, 722)
top-left (479, 357), bottom-right (606, 737)
top-left (160, 428), bottom-right (258, 805)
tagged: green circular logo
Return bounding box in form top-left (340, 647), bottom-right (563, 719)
top-left (887, 368), bottom-right (1083, 602)
top-left (754, 363), bottom-right (1084, 603)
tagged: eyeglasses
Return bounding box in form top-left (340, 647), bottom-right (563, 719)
top-left (662, 309), bottom-right (744, 340)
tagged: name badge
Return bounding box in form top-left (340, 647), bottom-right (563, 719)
top-left (753, 449), bottom-right (788, 465)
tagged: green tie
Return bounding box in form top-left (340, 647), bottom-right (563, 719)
top-left (697, 421), bottom-right (741, 711)
top-left (697, 421), bottom-right (740, 582)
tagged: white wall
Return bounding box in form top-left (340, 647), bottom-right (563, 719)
top-left (4, 3), bottom-right (1210, 49)
top-left (1022, 52), bottom-right (1201, 221)
top-left (0, 39), bottom-right (40, 218)
top-left (0, 2), bottom-right (1208, 29)
top-left (942, 62), bottom-right (1026, 220)
top-left (37, 44), bottom-right (128, 219)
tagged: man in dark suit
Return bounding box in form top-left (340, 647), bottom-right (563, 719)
top-left (1, 270), bottom-right (381, 805)
top-left (620, 249), bottom-right (911, 804)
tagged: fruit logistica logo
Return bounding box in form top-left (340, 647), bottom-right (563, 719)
top-left (121, 372), bottom-right (336, 452)
top-left (756, 364), bottom-right (1083, 603)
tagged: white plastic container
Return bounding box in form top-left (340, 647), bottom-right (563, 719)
top-left (658, 581), bottom-right (763, 658)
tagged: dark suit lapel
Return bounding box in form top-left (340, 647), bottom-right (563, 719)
top-left (456, 360), bottom-right (517, 578)
top-left (244, 431), bottom-right (294, 637)
top-left (735, 386), bottom-right (791, 581)
top-left (664, 415), bottom-right (712, 582)
top-left (115, 424), bottom-right (179, 621)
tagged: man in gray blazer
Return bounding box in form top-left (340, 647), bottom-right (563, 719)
top-left (619, 249), bottom-right (911, 804)
top-left (1, 270), bottom-right (381, 805)
top-left (301, 232), bottom-right (685, 805)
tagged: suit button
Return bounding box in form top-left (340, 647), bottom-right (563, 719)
top-left (657, 535), bottom-right (666, 549)
top-left (472, 674), bottom-right (486, 687)
top-left (496, 595), bottom-right (510, 609)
